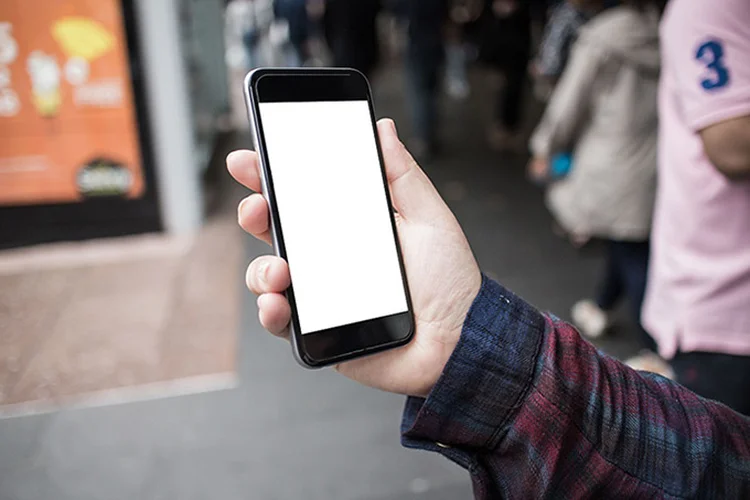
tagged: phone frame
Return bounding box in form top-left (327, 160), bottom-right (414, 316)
top-left (244, 68), bottom-right (415, 368)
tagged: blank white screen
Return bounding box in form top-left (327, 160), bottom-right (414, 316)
top-left (259, 100), bottom-right (408, 334)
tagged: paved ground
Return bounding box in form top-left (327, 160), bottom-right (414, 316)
top-left (0, 221), bottom-right (241, 414)
top-left (0, 65), bottom-right (640, 500)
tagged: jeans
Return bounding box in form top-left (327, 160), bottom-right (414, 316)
top-left (595, 239), bottom-right (655, 351)
top-left (405, 45), bottom-right (443, 146)
top-left (243, 30), bottom-right (263, 69)
top-left (672, 351), bottom-right (750, 416)
top-left (445, 42), bottom-right (469, 95)
top-left (495, 67), bottom-right (526, 131)
top-left (274, 0), bottom-right (309, 66)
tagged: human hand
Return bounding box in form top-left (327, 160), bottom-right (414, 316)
top-left (527, 156), bottom-right (550, 183)
top-left (227, 119), bottom-right (482, 398)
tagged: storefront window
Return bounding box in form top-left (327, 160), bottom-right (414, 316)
top-left (0, 0), bottom-right (145, 206)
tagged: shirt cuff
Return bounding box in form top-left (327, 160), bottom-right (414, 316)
top-left (401, 275), bottom-right (546, 457)
top-left (686, 86), bottom-right (750, 131)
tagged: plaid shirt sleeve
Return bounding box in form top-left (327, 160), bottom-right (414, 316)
top-left (401, 276), bottom-right (750, 499)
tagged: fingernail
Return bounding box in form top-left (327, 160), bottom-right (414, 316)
top-left (237, 198), bottom-right (247, 222)
top-left (257, 260), bottom-right (269, 284)
top-left (226, 150), bottom-right (241, 165)
top-left (226, 152), bottom-right (237, 170)
top-left (388, 119), bottom-right (398, 136)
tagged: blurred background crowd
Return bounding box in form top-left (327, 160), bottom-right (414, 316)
top-left (225, 0), bottom-right (750, 413)
top-left (1, 0), bottom-right (748, 498)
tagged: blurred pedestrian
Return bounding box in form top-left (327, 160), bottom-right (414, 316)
top-left (323, 0), bottom-right (381, 77)
top-left (528, 0), bottom-right (662, 360)
top-left (227, 0), bottom-right (275, 69)
top-left (400, 0), bottom-right (450, 160)
top-left (273, 0), bottom-right (311, 66)
top-left (479, 0), bottom-right (532, 151)
top-left (529, 0), bottom-right (604, 100)
top-left (642, 0), bottom-right (750, 415)
top-left (444, 0), bottom-right (483, 100)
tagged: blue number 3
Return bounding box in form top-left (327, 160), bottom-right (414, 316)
top-left (696, 40), bottom-right (731, 90)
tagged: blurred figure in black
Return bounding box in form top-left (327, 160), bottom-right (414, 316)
top-left (274, 0), bottom-right (311, 66)
top-left (400, 0), bottom-right (451, 160)
top-left (479, 0), bottom-right (532, 151)
top-left (529, 0), bottom-right (610, 100)
top-left (444, 0), bottom-right (483, 101)
top-left (323, 0), bottom-right (382, 77)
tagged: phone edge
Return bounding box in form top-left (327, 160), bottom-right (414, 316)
top-left (243, 69), bottom-right (317, 370)
top-left (242, 68), bottom-right (415, 370)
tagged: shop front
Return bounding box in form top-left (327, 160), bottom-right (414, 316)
top-left (0, 0), bottom-right (227, 249)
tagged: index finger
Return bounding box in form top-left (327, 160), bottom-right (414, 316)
top-left (227, 150), bottom-right (262, 192)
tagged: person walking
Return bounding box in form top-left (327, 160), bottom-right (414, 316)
top-left (528, 0), bottom-right (662, 360)
top-left (401, 0), bottom-right (450, 160)
top-left (323, 0), bottom-right (382, 77)
top-left (273, 0), bottom-right (311, 66)
top-left (479, 0), bottom-right (533, 151)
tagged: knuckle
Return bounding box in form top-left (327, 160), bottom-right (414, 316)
top-left (245, 262), bottom-right (260, 293)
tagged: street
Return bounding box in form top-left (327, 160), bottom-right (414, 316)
top-left (0, 65), bottom-right (640, 500)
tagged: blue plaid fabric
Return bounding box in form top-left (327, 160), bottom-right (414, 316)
top-left (402, 276), bottom-right (750, 498)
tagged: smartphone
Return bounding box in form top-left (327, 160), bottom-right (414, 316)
top-left (244, 68), bottom-right (414, 368)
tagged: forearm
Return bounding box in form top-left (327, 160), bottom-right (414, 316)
top-left (709, 144), bottom-right (750, 179)
top-left (536, 31), bottom-right (566, 78)
top-left (701, 115), bottom-right (750, 180)
top-left (529, 43), bottom-right (596, 157)
top-left (402, 276), bottom-right (750, 499)
top-left (535, 5), bottom-right (574, 78)
top-left (529, 315), bottom-right (750, 498)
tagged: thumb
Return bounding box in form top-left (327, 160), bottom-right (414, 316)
top-left (377, 118), bottom-right (447, 222)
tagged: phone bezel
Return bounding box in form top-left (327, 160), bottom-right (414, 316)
top-left (245, 68), bottom-right (415, 368)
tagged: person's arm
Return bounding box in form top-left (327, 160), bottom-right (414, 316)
top-left (668, 0), bottom-right (750, 181)
top-left (529, 26), bottom-right (599, 159)
top-left (534, 3), bottom-right (577, 78)
top-left (700, 115), bottom-right (750, 179)
top-left (402, 276), bottom-right (750, 499)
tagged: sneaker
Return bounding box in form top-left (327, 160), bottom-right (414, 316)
top-left (571, 299), bottom-right (609, 339)
top-left (446, 78), bottom-right (470, 100)
top-left (625, 350), bottom-right (675, 379)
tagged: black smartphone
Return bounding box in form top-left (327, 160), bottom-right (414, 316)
top-left (244, 68), bottom-right (415, 368)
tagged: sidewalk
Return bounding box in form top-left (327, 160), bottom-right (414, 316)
top-left (0, 61), bottom-right (641, 500)
top-left (0, 197), bottom-right (242, 416)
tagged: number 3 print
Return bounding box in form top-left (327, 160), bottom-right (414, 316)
top-left (696, 39), bottom-right (730, 90)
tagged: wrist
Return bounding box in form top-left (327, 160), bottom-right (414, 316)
top-left (402, 276), bottom-right (547, 450)
top-left (417, 269), bottom-right (482, 398)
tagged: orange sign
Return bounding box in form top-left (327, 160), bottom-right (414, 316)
top-left (0, 0), bottom-right (145, 206)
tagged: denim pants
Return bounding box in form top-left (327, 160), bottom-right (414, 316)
top-left (495, 66), bottom-right (526, 131)
top-left (595, 239), bottom-right (655, 351)
top-left (672, 350), bottom-right (750, 416)
top-left (405, 45), bottom-right (443, 145)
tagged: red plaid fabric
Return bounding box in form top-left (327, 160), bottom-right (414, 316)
top-left (402, 276), bottom-right (750, 499)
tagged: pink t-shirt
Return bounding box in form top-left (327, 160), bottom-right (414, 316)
top-left (642, 0), bottom-right (750, 359)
